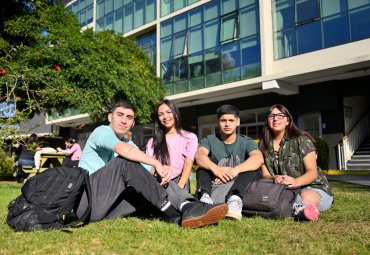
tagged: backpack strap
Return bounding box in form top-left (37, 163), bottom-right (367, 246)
top-left (65, 169), bottom-right (92, 228)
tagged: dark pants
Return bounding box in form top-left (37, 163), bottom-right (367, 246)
top-left (196, 168), bottom-right (261, 201)
top-left (62, 158), bottom-right (79, 168)
top-left (77, 157), bottom-right (172, 222)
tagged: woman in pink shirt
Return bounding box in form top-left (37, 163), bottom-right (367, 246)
top-left (146, 99), bottom-right (198, 191)
top-left (57, 138), bottom-right (82, 168)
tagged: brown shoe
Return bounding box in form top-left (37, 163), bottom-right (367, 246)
top-left (181, 202), bottom-right (228, 228)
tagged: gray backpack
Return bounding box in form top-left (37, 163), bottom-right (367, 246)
top-left (242, 178), bottom-right (300, 219)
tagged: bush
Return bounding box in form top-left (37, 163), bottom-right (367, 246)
top-left (315, 137), bottom-right (329, 170)
top-left (0, 150), bottom-right (14, 175)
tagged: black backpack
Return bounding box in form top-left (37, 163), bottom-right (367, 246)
top-left (6, 166), bottom-right (92, 231)
top-left (242, 179), bottom-right (300, 219)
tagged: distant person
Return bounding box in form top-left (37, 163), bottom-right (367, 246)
top-left (146, 99), bottom-right (198, 192)
top-left (17, 134), bottom-right (39, 169)
top-left (259, 104), bottom-right (333, 221)
top-left (14, 134), bottom-right (40, 179)
top-left (57, 138), bottom-right (82, 168)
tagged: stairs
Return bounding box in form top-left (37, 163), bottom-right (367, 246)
top-left (346, 137), bottom-right (370, 170)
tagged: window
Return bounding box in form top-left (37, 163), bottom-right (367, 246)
top-left (173, 32), bottom-right (188, 58)
top-left (220, 11), bottom-right (239, 43)
top-left (296, 0), bottom-right (320, 25)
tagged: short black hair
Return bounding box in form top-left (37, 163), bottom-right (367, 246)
top-left (216, 105), bottom-right (240, 119)
top-left (109, 100), bottom-right (136, 114)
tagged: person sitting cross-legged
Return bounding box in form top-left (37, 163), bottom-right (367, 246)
top-left (195, 105), bottom-right (264, 220)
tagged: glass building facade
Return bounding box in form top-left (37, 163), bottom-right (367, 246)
top-left (95, 0), bottom-right (156, 33)
top-left (65, 0), bottom-right (370, 96)
top-left (273, 0), bottom-right (370, 59)
top-left (67, 0), bottom-right (94, 27)
top-left (161, 0), bottom-right (261, 95)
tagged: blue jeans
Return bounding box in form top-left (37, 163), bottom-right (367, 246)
top-left (18, 159), bottom-right (35, 168)
top-left (293, 188), bottom-right (333, 212)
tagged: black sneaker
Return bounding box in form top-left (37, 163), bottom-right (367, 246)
top-left (180, 202), bottom-right (228, 228)
top-left (162, 205), bottom-right (181, 225)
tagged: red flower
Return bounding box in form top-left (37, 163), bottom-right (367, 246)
top-left (54, 65), bottom-right (61, 71)
top-left (0, 68), bottom-right (5, 76)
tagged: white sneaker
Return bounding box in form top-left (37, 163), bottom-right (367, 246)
top-left (199, 193), bottom-right (214, 205)
top-left (226, 195), bottom-right (242, 220)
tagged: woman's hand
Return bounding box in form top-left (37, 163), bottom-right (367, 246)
top-left (154, 163), bottom-right (171, 186)
top-left (280, 175), bottom-right (299, 188)
top-left (177, 179), bottom-right (187, 189)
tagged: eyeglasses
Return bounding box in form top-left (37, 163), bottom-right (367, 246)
top-left (267, 113), bottom-right (286, 120)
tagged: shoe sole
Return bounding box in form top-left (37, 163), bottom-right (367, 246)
top-left (225, 210), bottom-right (242, 221)
top-left (303, 204), bottom-right (320, 221)
top-left (181, 203), bottom-right (228, 228)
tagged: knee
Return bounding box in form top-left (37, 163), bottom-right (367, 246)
top-left (300, 189), bottom-right (321, 205)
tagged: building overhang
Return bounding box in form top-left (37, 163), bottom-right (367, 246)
top-left (45, 113), bottom-right (92, 128)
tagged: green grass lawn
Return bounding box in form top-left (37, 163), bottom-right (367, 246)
top-left (0, 181), bottom-right (369, 255)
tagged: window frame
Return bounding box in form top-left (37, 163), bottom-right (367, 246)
top-left (295, 0), bottom-right (321, 26)
top-left (219, 11), bottom-right (240, 44)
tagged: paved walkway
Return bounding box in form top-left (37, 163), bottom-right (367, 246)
top-left (326, 174), bottom-right (370, 187)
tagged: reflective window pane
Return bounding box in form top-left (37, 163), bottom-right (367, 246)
top-left (273, 0), bottom-right (295, 31)
top-left (349, 6), bottom-right (370, 41)
top-left (134, 0), bottom-right (144, 28)
top-left (161, 37), bottom-right (173, 62)
top-left (114, 8), bottom-right (124, 34)
top-left (205, 47), bottom-right (221, 74)
top-left (146, 0), bottom-right (156, 22)
top-left (204, 1), bottom-right (219, 21)
top-left (222, 0), bottom-right (237, 15)
top-left (189, 8), bottom-right (202, 27)
top-left (161, 20), bottom-right (173, 38)
top-left (174, 14), bottom-right (187, 33)
top-left (274, 28), bottom-right (297, 59)
top-left (348, 0), bottom-right (370, 9)
top-left (189, 26), bottom-right (203, 54)
top-left (240, 4), bottom-right (258, 38)
top-left (123, 3), bottom-right (133, 33)
top-left (322, 13), bottom-right (349, 47)
top-left (189, 53), bottom-right (204, 77)
top-left (297, 21), bottom-right (321, 54)
top-left (220, 12), bottom-right (238, 43)
top-left (97, 0), bottom-right (105, 19)
top-left (296, 0), bottom-right (319, 24)
top-left (204, 20), bottom-right (219, 49)
top-left (321, 0), bottom-right (347, 17)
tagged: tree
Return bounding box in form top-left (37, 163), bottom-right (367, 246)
top-left (0, 0), bottom-right (164, 148)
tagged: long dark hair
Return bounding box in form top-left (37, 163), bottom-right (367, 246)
top-left (26, 134), bottom-right (38, 144)
top-left (260, 104), bottom-right (315, 153)
top-left (152, 99), bottom-right (182, 165)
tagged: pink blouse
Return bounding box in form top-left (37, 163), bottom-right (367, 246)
top-left (146, 130), bottom-right (198, 179)
top-left (62, 143), bottom-right (82, 161)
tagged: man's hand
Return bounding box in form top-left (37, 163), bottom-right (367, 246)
top-left (213, 167), bottom-right (240, 185)
top-left (211, 165), bottom-right (234, 184)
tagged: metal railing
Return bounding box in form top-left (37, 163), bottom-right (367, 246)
top-left (337, 111), bottom-right (370, 169)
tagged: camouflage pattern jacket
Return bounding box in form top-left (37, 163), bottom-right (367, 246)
top-left (263, 135), bottom-right (333, 196)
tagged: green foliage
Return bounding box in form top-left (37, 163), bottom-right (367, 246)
top-left (0, 0), bottom-right (164, 146)
top-left (0, 181), bottom-right (369, 254)
top-left (0, 150), bottom-right (13, 175)
top-left (316, 137), bottom-right (330, 170)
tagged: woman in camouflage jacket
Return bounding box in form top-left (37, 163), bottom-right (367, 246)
top-left (259, 104), bottom-right (333, 221)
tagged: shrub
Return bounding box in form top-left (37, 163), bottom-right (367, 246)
top-left (315, 137), bottom-right (329, 170)
top-left (0, 150), bottom-right (14, 175)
